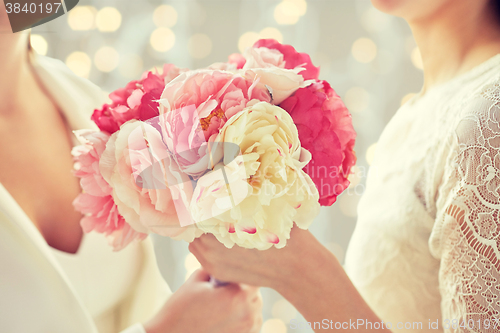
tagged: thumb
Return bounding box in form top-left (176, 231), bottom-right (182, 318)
top-left (187, 268), bottom-right (211, 283)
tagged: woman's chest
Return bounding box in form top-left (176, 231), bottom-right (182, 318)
top-left (0, 111), bottom-right (83, 252)
top-left (356, 94), bottom-right (461, 242)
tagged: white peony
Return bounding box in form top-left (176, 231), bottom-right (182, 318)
top-left (190, 102), bottom-right (320, 250)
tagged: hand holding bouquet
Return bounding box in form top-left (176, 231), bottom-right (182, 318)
top-left (72, 39), bottom-right (356, 252)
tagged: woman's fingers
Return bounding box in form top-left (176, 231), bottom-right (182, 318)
top-left (196, 233), bottom-right (222, 250)
top-left (189, 241), bottom-right (215, 275)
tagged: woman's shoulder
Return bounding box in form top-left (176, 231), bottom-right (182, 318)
top-left (451, 74), bottom-right (500, 145)
top-left (432, 74), bottom-right (499, 191)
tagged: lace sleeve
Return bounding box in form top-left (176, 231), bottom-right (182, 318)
top-left (433, 85), bottom-right (500, 332)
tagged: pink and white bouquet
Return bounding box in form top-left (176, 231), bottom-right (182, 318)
top-left (72, 39), bottom-right (356, 251)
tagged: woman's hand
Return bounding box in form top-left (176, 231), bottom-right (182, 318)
top-left (188, 227), bottom-right (327, 290)
top-left (143, 269), bottom-right (262, 333)
top-left (189, 227), bottom-right (391, 332)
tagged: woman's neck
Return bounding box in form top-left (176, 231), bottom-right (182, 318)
top-left (0, 32), bottom-right (33, 115)
top-left (409, 2), bottom-right (500, 93)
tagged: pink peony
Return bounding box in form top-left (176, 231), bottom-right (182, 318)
top-left (72, 130), bottom-right (112, 197)
top-left (159, 69), bottom-right (309, 178)
top-left (241, 47), bottom-right (284, 69)
top-left (91, 64), bottom-right (186, 134)
top-left (253, 39), bottom-right (320, 80)
top-left (73, 194), bottom-right (147, 251)
top-left (279, 80), bottom-right (356, 205)
top-left (72, 130), bottom-right (147, 250)
top-left (99, 120), bottom-right (202, 238)
top-left (241, 66), bottom-right (308, 105)
top-left (160, 70), bottom-right (271, 141)
top-left (228, 53), bottom-right (246, 69)
top-left (160, 105), bottom-right (224, 178)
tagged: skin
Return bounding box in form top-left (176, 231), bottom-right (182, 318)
top-left (0, 14), bottom-right (84, 254)
top-left (373, 0), bottom-right (500, 91)
top-left (144, 269), bottom-right (262, 333)
top-left (0, 3), bottom-right (262, 333)
top-left (190, 0), bottom-right (500, 331)
top-left (190, 229), bottom-right (389, 332)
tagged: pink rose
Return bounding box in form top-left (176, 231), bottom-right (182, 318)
top-left (72, 130), bottom-right (147, 250)
top-left (280, 80), bottom-right (356, 205)
top-left (253, 39), bottom-right (320, 80)
top-left (91, 64), bottom-right (186, 134)
top-left (99, 120), bottom-right (202, 238)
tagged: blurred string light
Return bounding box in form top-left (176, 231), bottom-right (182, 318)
top-left (67, 6), bottom-right (96, 31)
top-left (272, 299), bottom-right (298, 323)
top-left (30, 34), bottom-right (48, 56)
top-left (66, 51), bottom-right (92, 78)
top-left (259, 27), bottom-right (283, 43)
top-left (401, 92), bottom-right (417, 106)
top-left (188, 33), bottom-right (212, 59)
top-left (94, 46), bottom-right (120, 72)
top-left (96, 7), bottom-right (122, 32)
top-left (351, 37), bottom-right (377, 63)
top-left (150, 27), bottom-right (176, 52)
top-left (344, 87), bottom-right (370, 113)
top-left (119, 54), bottom-right (144, 79)
top-left (411, 47), bottom-right (424, 70)
top-left (238, 27), bottom-right (283, 53)
top-left (153, 4), bottom-right (178, 28)
top-left (365, 142), bottom-right (378, 165)
top-left (274, 0), bottom-right (307, 25)
top-left (261, 318), bottom-right (287, 333)
top-left (238, 31), bottom-right (260, 53)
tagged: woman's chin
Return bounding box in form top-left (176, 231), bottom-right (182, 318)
top-left (370, 0), bottom-right (415, 17)
top-left (371, 0), bottom-right (455, 21)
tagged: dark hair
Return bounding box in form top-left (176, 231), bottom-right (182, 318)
top-left (495, 0), bottom-right (500, 22)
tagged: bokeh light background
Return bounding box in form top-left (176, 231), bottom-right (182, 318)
top-left (31, 1), bottom-right (424, 332)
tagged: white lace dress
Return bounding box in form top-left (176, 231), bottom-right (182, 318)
top-left (344, 54), bottom-right (500, 333)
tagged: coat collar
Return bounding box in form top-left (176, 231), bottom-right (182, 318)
top-left (29, 51), bottom-right (105, 132)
